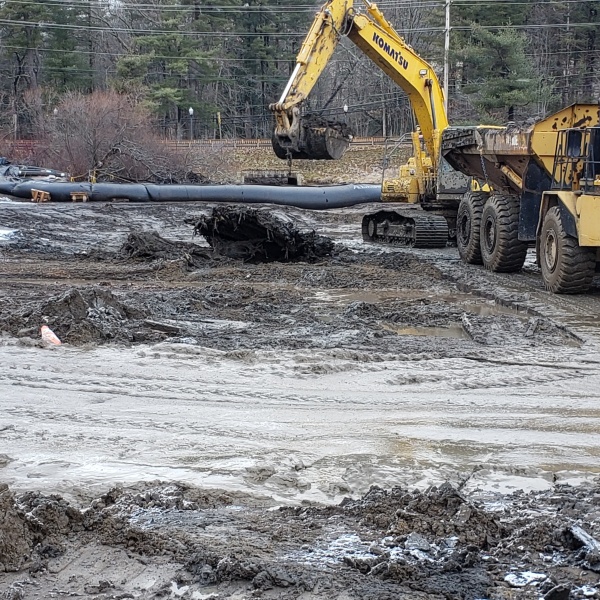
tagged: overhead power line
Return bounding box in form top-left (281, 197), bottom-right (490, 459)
top-left (2, 0), bottom-right (443, 10)
top-left (1, 0), bottom-right (597, 8)
top-left (1, 41), bottom-right (596, 64)
top-left (1, 0), bottom-right (598, 13)
top-left (0, 16), bottom-right (597, 36)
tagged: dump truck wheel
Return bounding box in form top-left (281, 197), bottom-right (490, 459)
top-left (539, 206), bottom-right (596, 294)
top-left (480, 194), bottom-right (527, 272)
top-left (456, 191), bottom-right (487, 264)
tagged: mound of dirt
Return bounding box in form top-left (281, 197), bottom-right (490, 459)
top-left (1, 287), bottom-right (144, 345)
top-left (119, 231), bottom-right (213, 267)
top-left (0, 485), bottom-right (32, 572)
top-left (346, 483), bottom-right (505, 547)
top-left (2, 481), bottom-right (600, 598)
top-left (193, 206), bottom-right (334, 262)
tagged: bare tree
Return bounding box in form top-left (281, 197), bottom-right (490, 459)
top-left (47, 91), bottom-right (197, 182)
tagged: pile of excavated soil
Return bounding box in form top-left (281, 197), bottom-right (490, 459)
top-left (0, 287), bottom-right (146, 345)
top-left (0, 484), bottom-right (32, 573)
top-left (193, 206), bottom-right (334, 262)
top-left (1, 481), bottom-right (599, 599)
top-left (119, 231), bottom-right (213, 267)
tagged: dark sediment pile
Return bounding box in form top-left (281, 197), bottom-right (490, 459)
top-left (0, 287), bottom-right (144, 345)
top-left (0, 484), bottom-right (32, 573)
top-left (1, 482), bottom-right (600, 598)
top-left (119, 231), bottom-right (213, 266)
top-left (193, 206), bottom-right (334, 262)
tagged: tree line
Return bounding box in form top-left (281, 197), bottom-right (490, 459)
top-left (0, 0), bottom-right (597, 145)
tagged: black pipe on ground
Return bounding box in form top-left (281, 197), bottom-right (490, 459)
top-left (0, 181), bottom-right (382, 210)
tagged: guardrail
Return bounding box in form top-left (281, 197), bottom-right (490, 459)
top-left (3, 136), bottom-right (410, 156)
top-left (164, 136), bottom-right (394, 150)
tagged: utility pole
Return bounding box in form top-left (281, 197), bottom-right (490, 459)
top-left (443, 0), bottom-right (451, 113)
top-left (88, 0), bottom-right (94, 92)
top-left (564, 5), bottom-right (571, 105)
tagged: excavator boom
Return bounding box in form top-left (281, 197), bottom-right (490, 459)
top-left (347, 8), bottom-right (448, 164)
top-left (270, 0), bottom-right (447, 165)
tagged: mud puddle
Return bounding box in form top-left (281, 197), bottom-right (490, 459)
top-left (1, 339), bottom-right (599, 507)
top-left (384, 323), bottom-right (470, 339)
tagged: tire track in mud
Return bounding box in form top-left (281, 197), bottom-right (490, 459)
top-left (0, 343), bottom-right (590, 402)
top-left (417, 246), bottom-right (600, 341)
top-left (2, 337), bottom-right (600, 502)
top-left (353, 234), bottom-right (600, 340)
top-left (2, 203), bottom-right (600, 504)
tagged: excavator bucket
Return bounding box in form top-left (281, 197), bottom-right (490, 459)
top-left (272, 115), bottom-right (353, 160)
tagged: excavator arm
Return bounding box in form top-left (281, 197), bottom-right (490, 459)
top-left (270, 0), bottom-right (448, 166)
top-left (269, 0), bottom-right (352, 159)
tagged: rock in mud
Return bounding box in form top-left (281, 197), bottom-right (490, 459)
top-left (193, 206), bottom-right (334, 262)
top-left (543, 584), bottom-right (571, 600)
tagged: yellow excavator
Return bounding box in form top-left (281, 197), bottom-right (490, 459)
top-left (270, 0), bottom-right (600, 292)
top-left (269, 0), bottom-right (466, 248)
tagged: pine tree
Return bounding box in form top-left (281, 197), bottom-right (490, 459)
top-left (43, 3), bottom-right (92, 92)
top-left (0, 1), bottom-right (49, 99)
top-left (460, 26), bottom-right (540, 122)
top-left (114, 0), bottom-right (227, 138)
top-left (228, 0), bottom-right (310, 137)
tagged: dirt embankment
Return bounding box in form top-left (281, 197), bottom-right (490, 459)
top-left (2, 481), bottom-right (600, 599)
top-left (230, 144), bottom-right (395, 185)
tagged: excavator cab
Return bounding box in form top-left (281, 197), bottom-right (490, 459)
top-left (551, 127), bottom-right (600, 195)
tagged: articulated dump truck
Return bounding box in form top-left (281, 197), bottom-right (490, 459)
top-left (442, 104), bottom-right (600, 293)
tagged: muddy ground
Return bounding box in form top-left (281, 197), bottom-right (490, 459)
top-left (1, 198), bottom-right (600, 599)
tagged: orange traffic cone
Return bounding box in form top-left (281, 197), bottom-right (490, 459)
top-left (40, 325), bottom-right (62, 346)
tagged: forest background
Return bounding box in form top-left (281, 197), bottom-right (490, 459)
top-left (0, 0), bottom-right (597, 179)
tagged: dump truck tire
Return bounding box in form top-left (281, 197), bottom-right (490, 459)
top-left (539, 206), bottom-right (596, 294)
top-left (456, 191), bottom-right (487, 264)
top-left (480, 194), bottom-right (527, 273)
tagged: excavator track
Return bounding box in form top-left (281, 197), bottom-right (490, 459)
top-left (361, 210), bottom-right (448, 248)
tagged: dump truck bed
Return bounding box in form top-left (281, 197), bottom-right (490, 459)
top-left (441, 104), bottom-right (600, 196)
top-left (441, 104), bottom-right (600, 241)
top-left (441, 125), bottom-right (531, 195)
